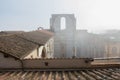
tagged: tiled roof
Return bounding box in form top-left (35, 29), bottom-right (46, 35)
top-left (0, 35), bottom-right (38, 59)
top-left (0, 68), bottom-right (120, 80)
top-left (0, 32), bottom-right (8, 36)
top-left (0, 30), bottom-right (53, 59)
top-left (0, 31), bottom-right (24, 36)
top-left (17, 30), bottom-right (53, 45)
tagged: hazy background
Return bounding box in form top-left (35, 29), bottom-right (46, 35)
top-left (0, 0), bottom-right (120, 33)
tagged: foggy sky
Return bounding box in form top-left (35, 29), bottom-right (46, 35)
top-left (0, 0), bottom-right (120, 32)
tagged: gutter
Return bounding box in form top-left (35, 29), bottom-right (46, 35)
top-left (19, 59), bottom-right (24, 71)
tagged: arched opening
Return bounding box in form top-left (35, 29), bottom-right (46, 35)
top-left (60, 17), bottom-right (66, 30)
top-left (41, 47), bottom-right (46, 58)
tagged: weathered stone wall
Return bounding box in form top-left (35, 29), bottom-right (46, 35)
top-left (50, 14), bottom-right (106, 58)
top-left (105, 42), bottom-right (120, 58)
top-left (23, 58), bottom-right (91, 69)
top-left (0, 53), bottom-right (21, 68)
top-left (50, 14), bottom-right (76, 58)
top-left (0, 52), bottom-right (92, 69)
top-left (75, 31), bottom-right (105, 58)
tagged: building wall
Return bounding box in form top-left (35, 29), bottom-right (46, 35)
top-left (23, 58), bottom-right (91, 69)
top-left (50, 14), bottom-right (76, 58)
top-left (24, 49), bottom-right (38, 59)
top-left (0, 52), bottom-right (92, 69)
top-left (0, 52), bottom-right (21, 68)
top-left (24, 38), bottom-right (54, 59)
top-left (54, 32), bottom-right (75, 58)
top-left (105, 42), bottom-right (120, 58)
top-left (44, 38), bottom-right (54, 58)
top-left (50, 14), bottom-right (106, 58)
top-left (38, 46), bottom-right (44, 57)
top-left (75, 32), bottom-right (106, 58)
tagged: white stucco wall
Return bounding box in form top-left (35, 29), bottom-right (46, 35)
top-left (24, 38), bottom-right (54, 59)
top-left (38, 46), bottom-right (44, 58)
top-left (23, 58), bottom-right (91, 69)
top-left (24, 49), bottom-right (38, 59)
top-left (44, 38), bottom-right (54, 58)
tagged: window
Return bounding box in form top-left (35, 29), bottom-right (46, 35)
top-left (4, 54), bottom-right (9, 58)
top-left (60, 17), bottom-right (66, 30)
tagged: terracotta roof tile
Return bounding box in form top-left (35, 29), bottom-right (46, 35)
top-left (17, 30), bottom-right (53, 45)
top-left (0, 31), bottom-right (24, 36)
top-left (0, 35), bottom-right (38, 58)
top-left (0, 68), bottom-right (120, 80)
top-left (0, 30), bottom-right (53, 58)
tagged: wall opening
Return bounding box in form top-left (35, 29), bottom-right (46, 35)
top-left (44, 62), bottom-right (49, 66)
top-left (60, 17), bottom-right (66, 30)
top-left (41, 47), bottom-right (46, 58)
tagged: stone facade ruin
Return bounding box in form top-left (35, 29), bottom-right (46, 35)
top-left (50, 14), bottom-right (77, 58)
top-left (50, 14), bottom-right (107, 58)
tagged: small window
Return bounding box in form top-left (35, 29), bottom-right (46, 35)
top-left (44, 62), bottom-right (48, 66)
top-left (31, 55), bottom-right (33, 58)
top-left (4, 54), bottom-right (9, 58)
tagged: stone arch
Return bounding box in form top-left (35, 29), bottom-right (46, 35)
top-left (50, 14), bottom-right (76, 32)
top-left (41, 47), bottom-right (46, 58)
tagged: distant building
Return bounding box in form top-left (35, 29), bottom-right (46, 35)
top-left (50, 14), bottom-right (120, 58)
top-left (50, 14), bottom-right (104, 58)
top-left (0, 30), bottom-right (92, 69)
top-left (0, 14), bottom-right (120, 59)
top-left (50, 14), bottom-right (76, 58)
top-left (102, 31), bottom-right (120, 58)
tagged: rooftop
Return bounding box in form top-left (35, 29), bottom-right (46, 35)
top-left (17, 30), bottom-right (53, 45)
top-left (0, 30), bottom-right (53, 59)
top-left (0, 35), bottom-right (38, 59)
top-left (0, 68), bottom-right (120, 80)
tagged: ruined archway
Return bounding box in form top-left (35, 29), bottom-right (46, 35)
top-left (50, 14), bottom-right (76, 32)
top-left (50, 14), bottom-right (76, 58)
